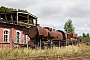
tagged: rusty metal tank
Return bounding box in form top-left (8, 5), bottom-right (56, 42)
top-left (67, 33), bottom-right (72, 39)
top-left (27, 26), bottom-right (38, 39)
top-left (36, 27), bottom-right (50, 37)
top-left (66, 33), bottom-right (78, 39)
top-left (43, 27), bottom-right (52, 31)
top-left (49, 30), bottom-right (66, 40)
top-left (71, 33), bottom-right (78, 38)
top-left (49, 31), bottom-right (58, 38)
top-left (57, 30), bottom-right (67, 40)
top-left (43, 29), bottom-right (50, 37)
top-left (57, 32), bottom-right (63, 40)
top-left (27, 26), bottom-right (50, 39)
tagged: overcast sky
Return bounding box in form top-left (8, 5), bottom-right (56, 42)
top-left (0, 0), bottom-right (90, 36)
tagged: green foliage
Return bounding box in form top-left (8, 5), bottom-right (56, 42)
top-left (87, 33), bottom-right (89, 38)
top-left (0, 6), bottom-right (16, 12)
top-left (82, 33), bottom-right (89, 38)
top-left (79, 36), bottom-right (90, 42)
top-left (79, 33), bottom-right (90, 42)
top-left (18, 9), bottom-right (28, 13)
top-left (83, 33), bottom-right (86, 37)
top-left (0, 6), bottom-right (28, 13)
top-left (64, 19), bottom-right (75, 33)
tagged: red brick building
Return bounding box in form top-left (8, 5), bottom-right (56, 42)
top-left (0, 11), bottom-right (38, 48)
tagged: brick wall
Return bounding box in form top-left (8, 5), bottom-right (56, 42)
top-left (0, 25), bottom-right (30, 48)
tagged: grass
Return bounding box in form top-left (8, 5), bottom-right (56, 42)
top-left (0, 43), bottom-right (90, 59)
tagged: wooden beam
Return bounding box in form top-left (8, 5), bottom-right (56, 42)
top-left (27, 14), bottom-right (29, 24)
top-left (51, 40), bottom-right (53, 49)
top-left (18, 15), bottom-right (28, 18)
top-left (40, 39), bottom-right (41, 50)
top-left (10, 28), bottom-right (13, 48)
top-left (59, 41), bottom-right (60, 48)
top-left (27, 41), bottom-right (28, 49)
top-left (16, 12), bottom-right (18, 24)
top-left (66, 40), bottom-right (67, 46)
top-left (10, 13), bottom-right (13, 23)
top-left (29, 18), bottom-right (33, 24)
top-left (0, 14), bottom-right (1, 20)
top-left (5, 14), bottom-right (7, 20)
top-left (36, 18), bottom-right (38, 26)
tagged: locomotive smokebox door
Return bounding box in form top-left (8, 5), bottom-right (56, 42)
top-left (28, 26), bottom-right (38, 39)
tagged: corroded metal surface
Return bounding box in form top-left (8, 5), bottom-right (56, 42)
top-left (71, 33), bottom-right (78, 38)
top-left (43, 29), bottom-right (50, 37)
top-left (28, 26), bottom-right (38, 38)
top-left (27, 26), bottom-right (50, 39)
top-left (57, 32), bottom-right (63, 40)
top-left (49, 31), bottom-right (58, 38)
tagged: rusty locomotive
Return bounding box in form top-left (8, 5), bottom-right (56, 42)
top-left (24, 26), bottom-right (79, 49)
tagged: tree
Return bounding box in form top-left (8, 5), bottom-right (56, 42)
top-left (78, 33), bottom-right (90, 42)
top-left (64, 19), bottom-right (75, 33)
top-left (87, 33), bottom-right (89, 38)
top-left (83, 33), bottom-right (90, 38)
top-left (83, 33), bottom-right (86, 37)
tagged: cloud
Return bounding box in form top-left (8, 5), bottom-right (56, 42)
top-left (75, 27), bottom-right (90, 35)
top-left (85, 24), bottom-right (87, 27)
top-left (64, 3), bottom-right (90, 18)
top-left (0, 0), bottom-right (90, 36)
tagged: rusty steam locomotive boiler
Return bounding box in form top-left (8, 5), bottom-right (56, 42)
top-left (26, 26), bottom-right (66, 41)
top-left (27, 26), bottom-right (50, 39)
top-left (49, 30), bottom-right (66, 41)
